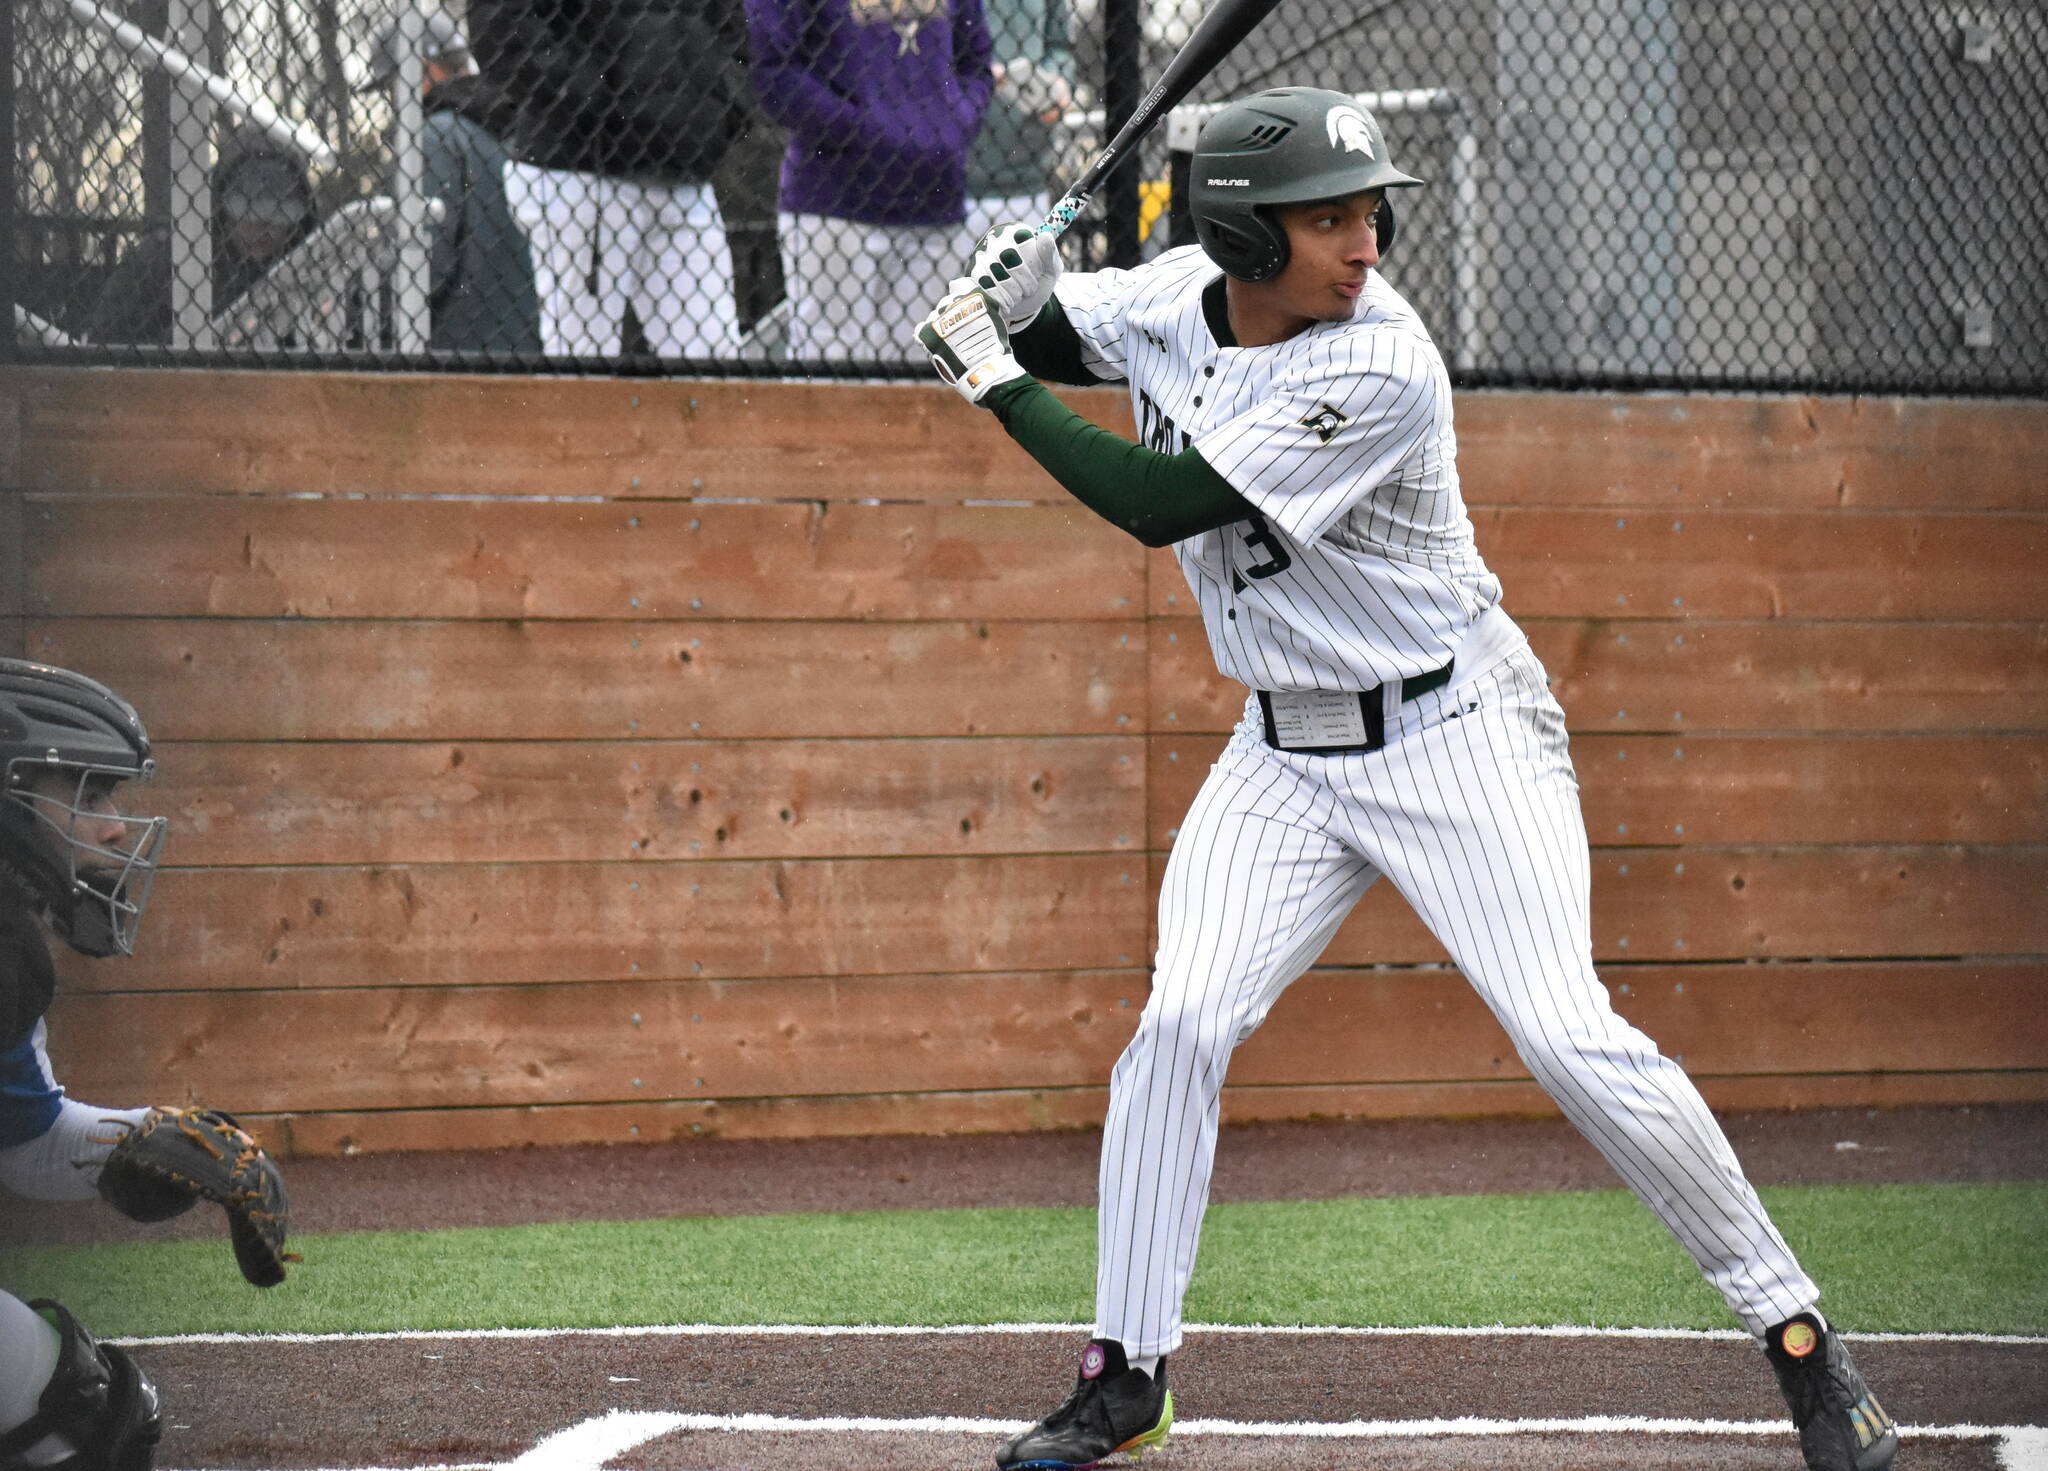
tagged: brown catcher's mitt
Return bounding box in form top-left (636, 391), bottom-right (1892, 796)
top-left (96, 1106), bottom-right (297, 1287)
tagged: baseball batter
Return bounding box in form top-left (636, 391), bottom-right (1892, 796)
top-left (917, 87), bottom-right (1897, 1471)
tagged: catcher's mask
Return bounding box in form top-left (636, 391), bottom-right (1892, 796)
top-left (0, 659), bottom-right (166, 957)
top-left (1190, 87), bottom-right (1424, 283)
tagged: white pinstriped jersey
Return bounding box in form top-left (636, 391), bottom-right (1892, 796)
top-left (1053, 244), bottom-right (1501, 691)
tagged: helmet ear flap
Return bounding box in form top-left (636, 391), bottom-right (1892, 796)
top-left (1238, 207), bottom-right (1289, 282)
top-left (1199, 198), bottom-right (1392, 281)
top-left (1199, 206), bottom-right (1288, 282)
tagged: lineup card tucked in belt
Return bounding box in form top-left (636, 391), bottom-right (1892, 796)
top-left (1258, 661), bottom-right (1454, 754)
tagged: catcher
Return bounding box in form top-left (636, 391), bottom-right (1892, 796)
top-left (0, 658), bottom-right (293, 1469)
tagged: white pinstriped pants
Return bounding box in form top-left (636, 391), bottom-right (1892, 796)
top-left (1096, 639), bottom-right (1820, 1357)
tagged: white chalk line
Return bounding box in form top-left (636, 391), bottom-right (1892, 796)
top-left (507, 1411), bottom-right (2039, 1444)
top-left (118, 1319), bottom-right (2048, 1348)
top-left (152, 1413), bottom-right (2048, 1471)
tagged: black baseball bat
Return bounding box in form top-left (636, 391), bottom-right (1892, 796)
top-left (1038, 0), bottom-right (1288, 237)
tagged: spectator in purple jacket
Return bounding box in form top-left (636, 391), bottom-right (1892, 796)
top-left (746, 0), bottom-right (994, 363)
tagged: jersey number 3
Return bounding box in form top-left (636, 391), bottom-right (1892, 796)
top-left (1231, 512), bottom-right (1293, 592)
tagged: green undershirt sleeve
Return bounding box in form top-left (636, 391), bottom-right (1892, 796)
top-left (1008, 299), bottom-right (1099, 386)
top-left (985, 377), bottom-right (1258, 549)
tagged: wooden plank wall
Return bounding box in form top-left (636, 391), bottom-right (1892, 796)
top-left (3, 368), bottom-right (2043, 1157)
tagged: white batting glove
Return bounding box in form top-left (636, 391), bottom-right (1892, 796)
top-left (916, 289), bottom-right (1032, 407)
top-left (967, 222), bottom-right (1063, 330)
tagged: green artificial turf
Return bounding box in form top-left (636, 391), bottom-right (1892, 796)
top-left (5, 1182), bottom-right (2041, 1341)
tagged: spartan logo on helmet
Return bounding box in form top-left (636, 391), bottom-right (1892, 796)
top-left (1326, 105), bottom-right (1378, 158)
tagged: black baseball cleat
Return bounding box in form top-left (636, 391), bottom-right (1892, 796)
top-left (1764, 1313), bottom-right (1899, 1471)
top-left (996, 1337), bottom-right (1174, 1469)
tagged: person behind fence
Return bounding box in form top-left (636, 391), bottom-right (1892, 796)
top-left (0, 660), bottom-right (295, 1469)
top-left (75, 131), bottom-right (317, 346)
top-left (466, 0), bottom-right (754, 359)
top-left (359, 10), bottom-right (541, 354)
top-left (964, 0), bottom-right (1073, 243)
top-left (746, 0), bottom-right (994, 363)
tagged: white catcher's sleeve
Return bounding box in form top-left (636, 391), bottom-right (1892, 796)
top-left (1195, 327), bottom-right (1449, 546)
top-left (0, 1094), bottom-right (151, 1202)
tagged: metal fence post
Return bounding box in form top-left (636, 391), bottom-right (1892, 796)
top-left (1, 0), bottom-right (16, 366)
top-left (1099, 0), bottom-right (1142, 268)
top-left (166, 0), bottom-right (216, 349)
top-left (1443, 99), bottom-right (1482, 375)
top-left (389, 5), bottom-right (429, 354)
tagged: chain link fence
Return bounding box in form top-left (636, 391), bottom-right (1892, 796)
top-left (8, 0), bottom-right (2045, 393)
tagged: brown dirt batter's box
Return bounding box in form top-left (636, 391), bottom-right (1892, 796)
top-left (128, 1325), bottom-right (2047, 1468)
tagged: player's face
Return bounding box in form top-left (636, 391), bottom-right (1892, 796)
top-left (1266, 189), bottom-right (1385, 323)
top-left (14, 767), bottom-right (133, 874)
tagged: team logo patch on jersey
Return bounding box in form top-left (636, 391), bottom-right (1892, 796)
top-left (1326, 104), bottom-right (1378, 157)
top-left (1298, 401), bottom-right (1350, 443)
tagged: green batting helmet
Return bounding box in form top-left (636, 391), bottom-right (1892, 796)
top-left (1189, 87), bottom-right (1424, 282)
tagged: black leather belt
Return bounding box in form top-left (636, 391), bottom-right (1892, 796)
top-left (1257, 660), bottom-right (1454, 754)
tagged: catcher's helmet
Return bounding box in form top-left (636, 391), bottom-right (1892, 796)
top-left (1189, 87), bottom-right (1424, 283)
top-left (0, 659), bottom-right (165, 957)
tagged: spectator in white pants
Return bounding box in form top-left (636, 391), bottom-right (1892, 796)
top-left (503, 164), bottom-right (736, 358)
top-left (773, 213), bottom-right (964, 364)
top-left (469, 0), bottom-right (753, 360)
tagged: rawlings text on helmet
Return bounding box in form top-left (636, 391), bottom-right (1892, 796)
top-left (0, 659), bottom-right (166, 957)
